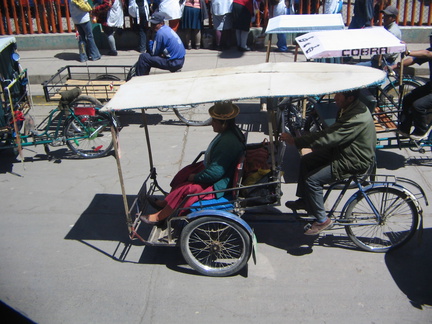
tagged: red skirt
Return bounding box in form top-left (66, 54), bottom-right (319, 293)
top-left (166, 162), bottom-right (216, 210)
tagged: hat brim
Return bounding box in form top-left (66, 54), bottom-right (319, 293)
top-left (150, 19), bottom-right (163, 24)
top-left (208, 103), bottom-right (240, 120)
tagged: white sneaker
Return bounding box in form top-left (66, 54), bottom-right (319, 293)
top-left (410, 126), bottom-right (432, 141)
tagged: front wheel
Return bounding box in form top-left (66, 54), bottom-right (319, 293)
top-left (180, 216), bottom-right (252, 276)
top-left (344, 187), bottom-right (419, 252)
top-left (64, 96), bottom-right (115, 158)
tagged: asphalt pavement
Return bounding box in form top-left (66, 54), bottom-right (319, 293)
top-left (1, 43), bottom-right (432, 323)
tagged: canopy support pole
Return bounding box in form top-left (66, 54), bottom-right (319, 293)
top-left (266, 34), bottom-right (272, 62)
top-left (267, 98), bottom-right (276, 172)
top-left (141, 109), bottom-right (168, 195)
top-left (141, 109), bottom-right (154, 170)
top-left (111, 122), bottom-right (133, 232)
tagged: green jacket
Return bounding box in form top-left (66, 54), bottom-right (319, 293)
top-left (194, 126), bottom-right (246, 197)
top-left (294, 99), bottom-right (376, 180)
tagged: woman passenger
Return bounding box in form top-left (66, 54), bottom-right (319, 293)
top-left (141, 101), bottom-right (246, 225)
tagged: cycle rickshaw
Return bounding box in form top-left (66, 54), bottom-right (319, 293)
top-left (102, 62), bottom-right (428, 277)
top-left (291, 28), bottom-right (432, 154)
top-left (0, 36), bottom-right (117, 159)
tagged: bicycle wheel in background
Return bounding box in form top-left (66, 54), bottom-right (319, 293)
top-left (282, 96), bottom-right (318, 135)
top-left (379, 79), bottom-right (422, 110)
top-left (64, 96), bottom-right (115, 158)
top-left (344, 187), bottom-right (419, 253)
top-left (173, 103), bottom-right (212, 126)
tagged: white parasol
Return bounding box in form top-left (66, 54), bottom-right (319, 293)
top-left (295, 27), bottom-right (406, 60)
top-left (265, 14), bottom-right (345, 34)
top-left (102, 62), bottom-right (386, 111)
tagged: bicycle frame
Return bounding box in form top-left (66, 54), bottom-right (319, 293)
top-left (1, 106), bottom-right (96, 149)
top-left (322, 175), bottom-right (427, 227)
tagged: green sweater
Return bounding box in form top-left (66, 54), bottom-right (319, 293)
top-left (194, 126), bottom-right (246, 197)
top-left (294, 99), bottom-right (376, 180)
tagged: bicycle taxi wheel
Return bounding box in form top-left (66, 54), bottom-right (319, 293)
top-left (344, 187), bottom-right (419, 252)
top-left (173, 103), bottom-right (213, 126)
top-left (378, 79), bottom-right (422, 111)
top-left (64, 95), bottom-right (115, 158)
top-left (180, 215), bottom-right (252, 277)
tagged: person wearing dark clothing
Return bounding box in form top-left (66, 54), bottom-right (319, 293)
top-left (282, 90), bottom-right (376, 235)
top-left (141, 102), bottom-right (246, 225)
top-left (136, 0), bottom-right (150, 53)
top-left (394, 41), bottom-right (432, 140)
top-left (349, 0), bottom-right (374, 29)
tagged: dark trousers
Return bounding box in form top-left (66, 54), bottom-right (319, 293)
top-left (296, 149), bottom-right (335, 222)
top-left (400, 82), bottom-right (432, 135)
top-left (136, 53), bottom-right (185, 76)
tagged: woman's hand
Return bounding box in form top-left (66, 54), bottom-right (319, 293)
top-left (280, 132), bottom-right (295, 145)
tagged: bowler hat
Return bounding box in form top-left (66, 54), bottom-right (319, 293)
top-left (381, 6), bottom-right (398, 17)
top-left (208, 101), bottom-right (240, 120)
top-left (149, 12), bottom-right (165, 24)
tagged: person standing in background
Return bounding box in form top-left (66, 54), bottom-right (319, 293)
top-left (180, 0), bottom-right (208, 49)
top-left (323, 0), bottom-right (342, 14)
top-left (135, 0), bottom-right (151, 53)
top-left (210, 0), bottom-right (233, 50)
top-left (69, 0), bottom-right (101, 62)
top-left (349, 0), bottom-right (374, 29)
top-left (269, 0), bottom-right (294, 52)
top-left (157, 0), bottom-right (183, 32)
top-left (93, 0), bottom-right (124, 56)
top-left (231, 0), bottom-right (254, 51)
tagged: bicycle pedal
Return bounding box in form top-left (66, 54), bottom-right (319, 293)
top-left (303, 223), bottom-right (312, 231)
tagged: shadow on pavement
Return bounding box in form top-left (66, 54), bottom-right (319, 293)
top-left (116, 111), bottom-right (163, 127)
top-left (385, 228), bottom-right (432, 309)
top-left (376, 149), bottom-right (408, 170)
top-left (244, 208), bottom-right (364, 255)
top-left (65, 193), bottom-right (137, 244)
top-left (0, 147), bottom-right (102, 175)
top-left (0, 300), bottom-right (36, 324)
top-left (54, 52), bottom-right (81, 62)
top-left (405, 155), bottom-right (432, 167)
top-left (64, 193), bottom-right (241, 276)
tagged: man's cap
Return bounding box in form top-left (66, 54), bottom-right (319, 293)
top-left (149, 12), bottom-right (165, 24)
top-left (381, 5), bottom-right (398, 17)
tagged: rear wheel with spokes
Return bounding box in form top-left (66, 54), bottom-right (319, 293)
top-left (180, 216), bottom-right (251, 276)
top-left (344, 187), bottom-right (418, 252)
top-left (64, 96), bottom-right (114, 158)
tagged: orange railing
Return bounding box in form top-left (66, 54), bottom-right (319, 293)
top-left (1, 0), bottom-right (432, 36)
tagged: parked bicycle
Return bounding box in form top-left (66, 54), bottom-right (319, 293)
top-left (1, 72), bottom-right (117, 158)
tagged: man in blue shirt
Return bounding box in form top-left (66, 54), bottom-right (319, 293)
top-left (135, 12), bottom-right (186, 76)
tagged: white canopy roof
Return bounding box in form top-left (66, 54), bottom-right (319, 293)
top-left (265, 14), bottom-right (344, 34)
top-left (296, 27), bottom-right (406, 59)
top-left (102, 62), bottom-right (386, 111)
top-left (0, 36), bottom-right (16, 52)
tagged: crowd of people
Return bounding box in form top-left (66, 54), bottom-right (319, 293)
top-left (71, 0), bottom-right (397, 59)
